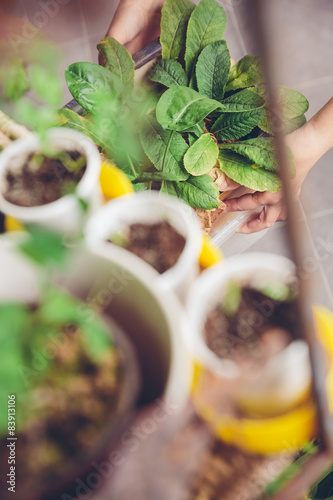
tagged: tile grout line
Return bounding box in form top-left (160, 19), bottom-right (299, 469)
top-left (294, 74), bottom-right (333, 92)
top-left (299, 200), bottom-right (333, 309)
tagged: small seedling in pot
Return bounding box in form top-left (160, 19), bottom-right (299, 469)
top-left (0, 42), bottom-right (89, 211)
top-left (205, 278), bottom-right (299, 367)
top-left (0, 225), bottom-right (133, 497)
top-left (108, 220), bottom-right (186, 274)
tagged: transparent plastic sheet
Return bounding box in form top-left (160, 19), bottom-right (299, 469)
top-left (211, 208), bottom-right (263, 248)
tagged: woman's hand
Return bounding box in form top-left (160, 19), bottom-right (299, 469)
top-left (103, 0), bottom-right (165, 56)
top-left (222, 98), bottom-right (333, 234)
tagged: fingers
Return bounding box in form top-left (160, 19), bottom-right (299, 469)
top-left (224, 192), bottom-right (267, 212)
top-left (106, 1), bottom-right (150, 46)
top-left (237, 204), bottom-right (286, 234)
top-left (217, 174), bottom-right (241, 192)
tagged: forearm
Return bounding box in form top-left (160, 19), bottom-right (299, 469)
top-left (284, 98), bottom-right (333, 181)
top-left (306, 97), bottom-right (333, 156)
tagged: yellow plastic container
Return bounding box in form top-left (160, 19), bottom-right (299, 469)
top-left (4, 215), bottom-right (24, 232)
top-left (191, 306), bottom-right (333, 454)
top-left (99, 161), bottom-right (134, 200)
top-left (199, 234), bottom-right (224, 269)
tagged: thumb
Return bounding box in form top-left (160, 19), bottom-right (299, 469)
top-left (106, 0), bottom-right (151, 46)
top-left (215, 172), bottom-right (241, 192)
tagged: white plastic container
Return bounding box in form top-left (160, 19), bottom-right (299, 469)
top-left (0, 128), bottom-right (102, 234)
top-left (85, 191), bottom-right (203, 300)
top-left (186, 252), bottom-right (312, 417)
top-left (0, 232), bottom-right (192, 411)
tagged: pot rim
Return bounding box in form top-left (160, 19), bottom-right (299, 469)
top-left (0, 128), bottom-right (101, 221)
top-left (186, 252), bottom-right (309, 379)
top-left (85, 191), bottom-right (203, 293)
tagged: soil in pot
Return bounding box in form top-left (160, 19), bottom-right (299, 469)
top-left (108, 220), bottom-right (186, 274)
top-left (204, 281), bottom-right (300, 370)
top-left (3, 149), bottom-right (86, 207)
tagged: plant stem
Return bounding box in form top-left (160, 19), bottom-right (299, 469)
top-left (133, 172), bottom-right (177, 183)
top-left (0, 110), bottom-right (30, 140)
top-left (127, 155), bottom-right (138, 178)
top-left (196, 123), bottom-right (204, 135)
top-left (0, 130), bottom-right (12, 149)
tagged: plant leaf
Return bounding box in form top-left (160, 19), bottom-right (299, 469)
top-left (174, 174), bottom-right (220, 209)
top-left (160, 0), bottom-right (195, 60)
top-left (196, 40), bottom-right (230, 101)
top-left (221, 281), bottom-right (242, 315)
top-left (219, 137), bottom-right (278, 170)
top-left (219, 137), bottom-right (296, 178)
top-left (65, 62), bottom-right (123, 115)
top-left (183, 120), bottom-right (206, 137)
top-left (134, 172), bottom-right (184, 183)
top-left (211, 109), bottom-right (262, 141)
top-left (161, 181), bottom-right (178, 196)
top-left (156, 86), bottom-right (222, 131)
top-left (250, 86), bottom-right (309, 133)
top-left (185, 0), bottom-right (227, 80)
top-left (219, 150), bottom-right (281, 192)
top-left (97, 37), bottom-right (135, 89)
top-left (19, 226), bottom-right (68, 267)
top-left (80, 317), bottom-right (113, 362)
top-left (150, 59), bottom-right (188, 88)
top-left (0, 303), bottom-right (29, 429)
top-left (188, 132), bottom-right (199, 146)
top-left (221, 88), bottom-right (265, 112)
top-left (0, 303), bottom-right (30, 341)
top-left (284, 114), bottom-right (307, 134)
top-left (225, 55), bottom-right (264, 92)
top-left (39, 288), bottom-right (112, 362)
top-left (276, 86), bottom-right (309, 121)
top-left (184, 133), bottom-right (218, 175)
top-left (29, 64), bottom-right (62, 107)
top-left (0, 59), bottom-right (29, 101)
top-left (140, 117), bottom-right (189, 180)
top-left (39, 287), bottom-right (82, 325)
top-left (57, 108), bottom-right (108, 149)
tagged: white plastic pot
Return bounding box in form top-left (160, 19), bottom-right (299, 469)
top-left (0, 232), bottom-right (192, 500)
top-left (186, 252), bottom-right (312, 417)
top-left (0, 232), bottom-right (192, 411)
top-left (0, 128), bottom-right (102, 234)
top-left (85, 191), bottom-right (203, 300)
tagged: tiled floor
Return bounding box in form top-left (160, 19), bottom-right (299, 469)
top-left (2, 0), bottom-right (333, 307)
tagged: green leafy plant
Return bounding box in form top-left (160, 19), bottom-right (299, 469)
top-left (264, 441), bottom-right (333, 500)
top-left (0, 42), bottom-right (90, 205)
top-left (0, 42), bottom-right (63, 138)
top-left (60, 0), bottom-right (308, 212)
top-left (60, 37), bottom-right (156, 180)
top-left (141, 0), bottom-right (308, 209)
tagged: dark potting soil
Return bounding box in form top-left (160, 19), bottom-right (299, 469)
top-left (3, 150), bottom-right (86, 207)
top-left (205, 287), bottom-right (299, 368)
top-left (109, 221), bottom-right (186, 274)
